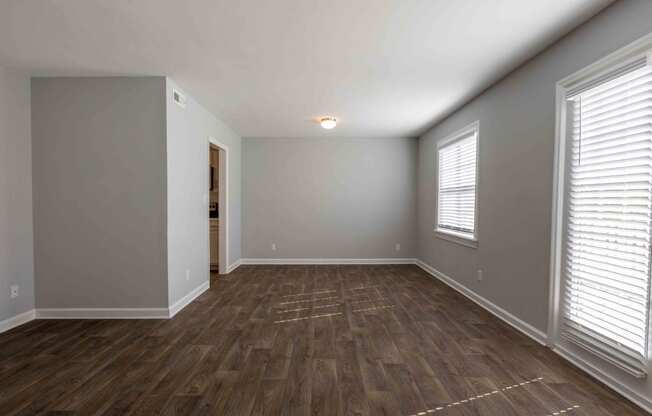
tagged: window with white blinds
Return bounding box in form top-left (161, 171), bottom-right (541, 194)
top-left (562, 57), bottom-right (652, 377)
top-left (437, 123), bottom-right (479, 242)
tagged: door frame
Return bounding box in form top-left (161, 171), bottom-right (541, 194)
top-left (209, 136), bottom-right (229, 275)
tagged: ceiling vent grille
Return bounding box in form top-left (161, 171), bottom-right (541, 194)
top-left (173, 88), bottom-right (186, 108)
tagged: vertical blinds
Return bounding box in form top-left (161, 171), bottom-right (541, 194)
top-left (563, 61), bottom-right (652, 377)
top-left (438, 131), bottom-right (478, 238)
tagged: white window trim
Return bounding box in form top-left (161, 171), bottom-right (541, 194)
top-left (435, 120), bottom-right (480, 248)
top-left (548, 32), bottom-right (652, 377)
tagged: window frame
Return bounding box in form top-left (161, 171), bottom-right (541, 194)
top-left (435, 121), bottom-right (480, 248)
top-left (549, 33), bottom-right (652, 378)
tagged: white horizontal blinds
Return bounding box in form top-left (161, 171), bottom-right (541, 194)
top-left (438, 131), bottom-right (477, 237)
top-left (563, 61), bottom-right (652, 376)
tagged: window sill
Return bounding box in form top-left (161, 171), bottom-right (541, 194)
top-left (435, 228), bottom-right (478, 249)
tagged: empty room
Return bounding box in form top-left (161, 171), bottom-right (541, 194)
top-left (3, 0), bottom-right (652, 415)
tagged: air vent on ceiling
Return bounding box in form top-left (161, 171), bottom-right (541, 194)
top-left (173, 88), bottom-right (186, 108)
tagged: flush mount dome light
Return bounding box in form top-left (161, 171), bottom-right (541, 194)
top-left (320, 117), bottom-right (337, 129)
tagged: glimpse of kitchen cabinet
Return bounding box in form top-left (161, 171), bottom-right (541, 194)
top-left (210, 219), bottom-right (219, 270)
top-left (209, 146), bottom-right (219, 205)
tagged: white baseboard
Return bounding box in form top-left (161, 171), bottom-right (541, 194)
top-left (36, 307), bottom-right (170, 319)
top-left (35, 281), bottom-right (211, 320)
top-left (226, 259), bottom-right (242, 273)
top-left (168, 280), bottom-right (210, 318)
top-left (240, 258), bottom-right (417, 265)
top-left (0, 309), bottom-right (36, 334)
top-left (414, 259), bottom-right (547, 345)
top-left (553, 344), bottom-right (652, 414)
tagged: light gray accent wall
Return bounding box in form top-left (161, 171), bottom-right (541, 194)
top-left (0, 67), bottom-right (34, 322)
top-left (417, 0), bottom-right (652, 405)
top-left (31, 77), bottom-right (168, 308)
top-left (243, 137), bottom-right (417, 259)
top-left (165, 79), bottom-right (242, 306)
top-left (418, 0), bottom-right (652, 334)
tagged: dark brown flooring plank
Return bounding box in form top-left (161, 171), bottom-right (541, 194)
top-left (311, 358), bottom-right (340, 416)
top-left (129, 344), bottom-right (212, 416)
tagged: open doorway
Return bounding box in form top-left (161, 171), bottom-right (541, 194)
top-left (209, 137), bottom-right (228, 277)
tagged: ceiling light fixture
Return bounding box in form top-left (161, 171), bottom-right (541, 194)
top-left (320, 117), bottom-right (337, 129)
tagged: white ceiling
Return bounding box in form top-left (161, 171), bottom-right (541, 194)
top-left (0, 0), bottom-right (612, 138)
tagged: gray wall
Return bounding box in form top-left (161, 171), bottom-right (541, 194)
top-left (417, 0), bottom-right (652, 404)
top-left (31, 77), bottom-right (168, 308)
top-left (0, 67), bottom-right (34, 323)
top-left (165, 78), bottom-right (242, 306)
top-left (243, 138), bottom-right (417, 259)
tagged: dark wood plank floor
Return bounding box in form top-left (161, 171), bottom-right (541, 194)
top-left (0, 265), bottom-right (646, 415)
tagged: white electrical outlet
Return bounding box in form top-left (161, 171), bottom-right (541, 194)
top-left (10, 285), bottom-right (19, 299)
top-left (272, 243), bottom-right (277, 251)
top-left (185, 270), bottom-right (191, 281)
top-left (395, 243), bottom-right (401, 252)
top-left (477, 269), bottom-right (483, 282)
